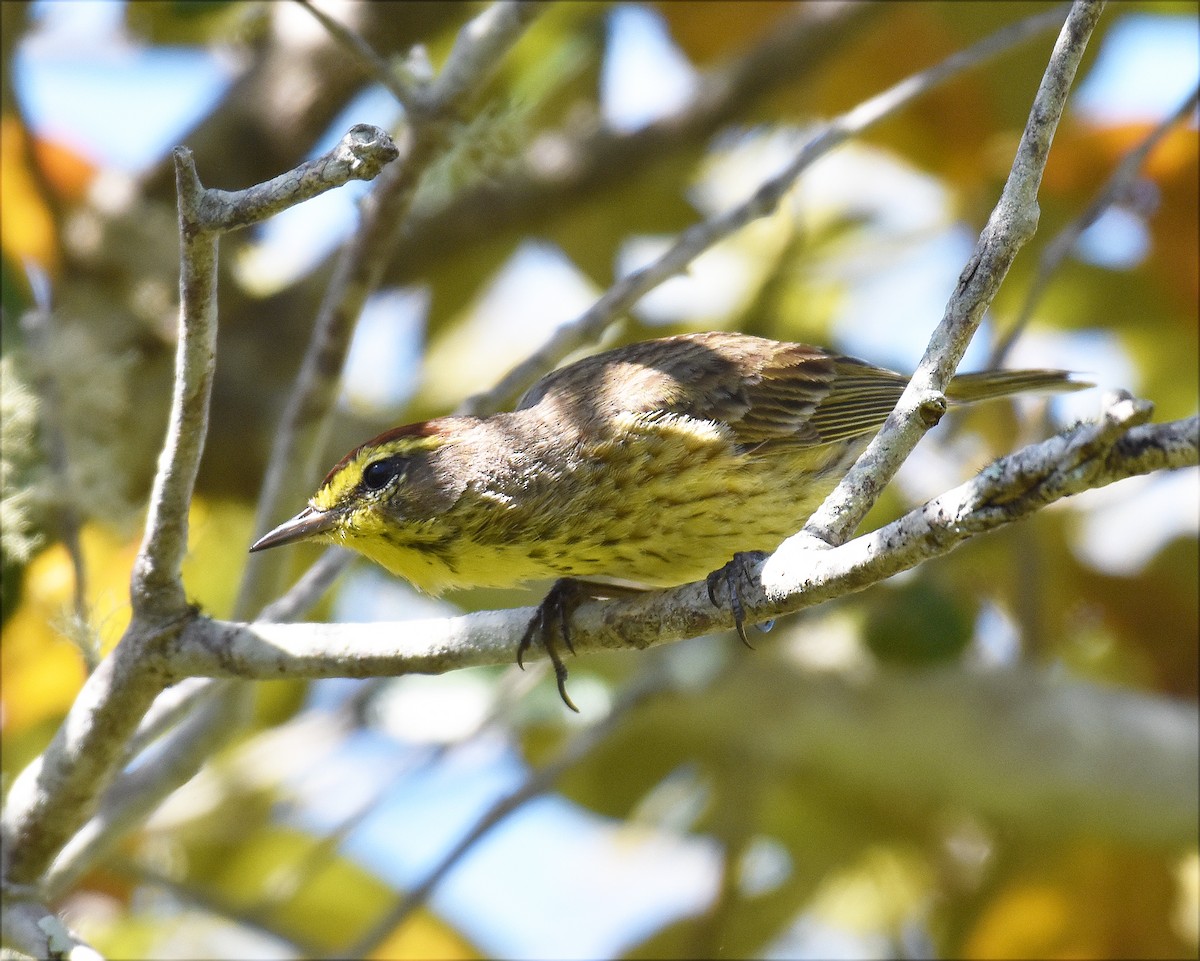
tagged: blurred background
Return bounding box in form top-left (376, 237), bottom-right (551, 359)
top-left (2, 1), bottom-right (1197, 958)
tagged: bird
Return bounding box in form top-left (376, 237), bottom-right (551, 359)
top-left (250, 331), bottom-right (1085, 709)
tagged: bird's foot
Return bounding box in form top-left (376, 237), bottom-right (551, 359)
top-left (517, 578), bottom-right (594, 712)
top-left (706, 551), bottom-right (772, 646)
top-left (517, 579), bottom-right (650, 711)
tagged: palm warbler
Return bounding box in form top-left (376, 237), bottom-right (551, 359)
top-left (251, 331), bottom-right (1085, 708)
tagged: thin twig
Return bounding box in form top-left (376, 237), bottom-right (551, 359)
top-left (196, 124), bottom-right (399, 232)
top-left (0, 147), bottom-right (227, 888)
top-left (109, 857), bottom-right (320, 957)
top-left (0, 133), bottom-right (398, 894)
top-left (246, 660), bottom-right (542, 928)
top-left (460, 4), bottom-right (1071, 416)
top-left (990, 83), bottom-right (1200, 367)
top-left (125, 676), bottom-right (216, 757)
top-left (237, 0), bottom-right (544, 619)
top-left (382, 2), bottom-right (874, 297)
top-left (426, 0), bottom-right (544, 112)
top-left (43, 682), bottom-right (249, 899)
top-left (130, 149), bottom-right (218, 618)
top-left (802, 0), bottom-right (1106, 547)
top-left (10, 0), bottom-right (534, 887)
top-left (292, 0), bottom-right (420, 113)
top-left (258, 546), bottom-right (354, 622)
top-left (124, 550), bottom-right (347, 759)
top-left (45, 547), bottom-right (354, 896)
top-left (0, 897), bottom-right (104, 961)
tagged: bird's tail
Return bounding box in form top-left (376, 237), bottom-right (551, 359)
top-left (945, 368), bottom-right (1091, 405)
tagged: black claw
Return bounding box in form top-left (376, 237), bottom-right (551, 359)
top-left (516, 607), bottom-right (542, 670)
top-left (557, 597), bottom-right (576, 656)
top-left (727, 562), bottom-right (754, 648)
top-left (553, 656), bottom-right (579, 713)
top-left (706, 570), bottom-right (721, 607)
top-left (706, 551), bottom-right (769, 647)
top-left (519, 578), bottom-right (587, 711)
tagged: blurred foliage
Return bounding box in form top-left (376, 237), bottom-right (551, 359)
top-left (863, 580), bottom-right (976, 666)
top-left (1, 1), bottom-right (1196, 959)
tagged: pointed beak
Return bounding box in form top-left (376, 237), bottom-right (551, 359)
top-left (249, 506), bottom-right (338, 553)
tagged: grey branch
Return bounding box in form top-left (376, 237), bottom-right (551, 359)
top-left (129, 149), bottom-right (218, 617)
top-left (293, 1), bottom-right (420, 113)
top-left (804, 0), bottom-right (1106, 547)
top-left (195, 124), bottom-right (400, 232)
top-left (1, 129), bottom-right (397, 896)
top-left (0, 897), bottom-right (104, 960)
top-left (990, 83), bottom-right (1200, 367)
top-left (238, 0), bottom-right (543, 618)
top-left (42, 682), bottom-right (248, 900)
top-left (168, 406), bottom-right (1197, 680)
top-left (345, 671), bottom-right (668, 957)
top-left (425, 0), bottom-right (544, 113)
top-left (387, 2), bottom-right (874, 301)
top-left (39, 549), bottom-right (354, 897)
top-left (18, 1), bottom-right (547, 911)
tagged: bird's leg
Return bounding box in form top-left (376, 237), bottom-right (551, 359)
top-left (706, 551), bottom-right (772, 646)
top-left (518, 579), bottom-right (645, 712)
top-left (518, 579), bottom-right (581, 711)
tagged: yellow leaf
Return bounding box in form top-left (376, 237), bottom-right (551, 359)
top-left (0, 115), bottom-right (61, 275)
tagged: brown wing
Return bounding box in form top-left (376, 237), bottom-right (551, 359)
top-left (805, 355), bottom-right (910, 444)
top-left (517, 332), bottom-right (909, 448)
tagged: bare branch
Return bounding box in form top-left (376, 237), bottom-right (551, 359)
top-left (238, 0), bottom-right (545, 617)
top-left (258, 547), bottom-right (354, 623)
top-left (20, 0), bottom-right (546, 910)
top-left (804, 0), bottom-right (1106, 546)
top-left (0, 897), bottom-right (104, 961)
top-left (425, 0), bottom-right (544, 113)
top-left (292, 0), bottom-right (420, 113)
top-left (129, 149), bottom-right (217, 618)
top-left (126, 550), bottom-right (343, 760)
top-left (461, 3), bottom-right (1071, 416)
top-left (168, 407), bottom-right (1197, 680)
top-left (386, 2), bottom-right (876, 295)
top-left (42, 681), bottom-right (248, 900)
top-left (196, 124), bottom-right (400, 233)
top-left (39, 550), bottom-right (355, 896)
top-left (126, 676), bottom-right (216, 757)
top-left (991, 83), bottom-right (1200, 366)
top-left (1, 130), bottom-right (397, 894)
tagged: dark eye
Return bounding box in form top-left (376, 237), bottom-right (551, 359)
top-left (363, 458), bottom-right (402, 491)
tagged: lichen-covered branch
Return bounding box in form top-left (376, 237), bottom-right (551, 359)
top-left (293, 0), bottom-right (421, 113)
top-left (15, 0), bottom-right (545, 911)
top-left (0, 135), bottom-right (397, 898)
top-left (0, 897), bottom-right (103, 961)
top-left (195, 124), bottom-right (399, 232)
